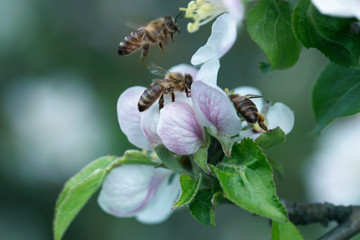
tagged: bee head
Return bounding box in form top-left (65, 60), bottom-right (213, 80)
top-left (229, 94), bottom-right (239, 101)
top-left (184, 74), bottom-right (193, 89)
top-left (165, 16), bottom-right (180, 32)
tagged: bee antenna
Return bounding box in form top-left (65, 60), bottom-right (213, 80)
top-left (175, 12), bottom-right (185, 22)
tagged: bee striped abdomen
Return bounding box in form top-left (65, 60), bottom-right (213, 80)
top-left (231, 95), bottom-right (259, 124)
top-left (138, 82), bottom-right (163, 112)
top-left (118, 28), bottom-right (145, 55)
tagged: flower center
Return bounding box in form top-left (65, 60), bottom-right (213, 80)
top-left (180, 0), bottom-right (227, 32)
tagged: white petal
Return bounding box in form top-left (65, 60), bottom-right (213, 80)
top-left (168, 63), bottom-right (198, 80)
top-left (191, 13), bottom-right (238, 65)
top-left (239, 129), bottom-right (261, 141)
top-left (117, 87), bottom-right (153, 151)
top-left (141, 104), bottom-right (162, 145)
top-left (222, 0), bottom-right (245, 23)
top-left (312, 0), bottom-right (360, 19)
top-left (136, 174), bottom-right (180, 224)
top-left (192, 81), bottom-right (241, 136)
top-left (306, 115), bottom-right (360, 205)
top-left (196, 59), bottom-right (220, 85)
top-left (233, 86), bottom-right (263, 112)
top-left (266, 102), bottom-right (295, 134)
top-left (98, 165), bottom-right (170, 217)
top-left (157, 102), bottom-right (205, 155)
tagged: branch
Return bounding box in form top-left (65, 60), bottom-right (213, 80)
top-left (282, 200), bottom-right (360, 240)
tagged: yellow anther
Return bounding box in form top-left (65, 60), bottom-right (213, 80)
top-left (187, 22), bottom-right (200, 33)
top-left (196, 0), bottom-right (206, 4)
top-left (185, 8), bottom-right (194, 17)
top-left (188, 1), bottom-right (197, 9)
top-left (198, 3), bottom-right (214, 16)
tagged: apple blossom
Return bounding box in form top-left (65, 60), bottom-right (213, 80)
top-left (117, 62), bottom-right (223, 155)
top-left (98, 164), bottom-right (180, 224)
top-left (116, 64), bottom-right (198, 150)
top-left (306, 115), bottom-right (360, 205)
top-left (233, 86), bottom-right (295, 140)
top-left (180, 0), bottom-right (244, 33)
top-left (311, 0), bottom-right (360, 20)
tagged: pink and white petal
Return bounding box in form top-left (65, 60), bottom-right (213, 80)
top-left (136, 174), bottom-right (180, 224)
top-left (98, 165), bottom-right (169, 218)
top-left (157, 102), bottom-right (205, 155)
top-left (196, 59), bottom-right (220, 85)
top-left (233, 86), bottom-right (263, 112)
top-left (192, 81), bottom-right (241, 136)
top-left (117, 87), bottom-right (152, 151)
top-left (173, 92), bottom-right (193, 106)
top-left (168, 64), bottom-right (198, 80)
top-left (141, 104), bottom-right (162, 145)
top-left (266, 102), bottom-right (295, 134)
top-left (312, 0), bottom-right (360, 19)
top-left (222, 0), bottom-right (245, 23)
top-left (191, 13), bottom-right (238, 65)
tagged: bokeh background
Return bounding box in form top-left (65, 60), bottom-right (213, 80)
top-left (1, 0), bottom-right (357, 239)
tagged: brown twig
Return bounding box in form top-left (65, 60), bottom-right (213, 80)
top-left (282, 200), bottom-right (360, 240)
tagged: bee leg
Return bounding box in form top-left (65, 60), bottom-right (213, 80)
top-left (171, 92), bottom-right (175, 102)
top-left (163, 29), bottom-right (168, 44)
top-left (140, 43), bottom-right (149, 62)
top-left (159, 42), bottom-right (164, 52)
top-left (258, 114), bottom-right (268, 131)
top-left (185, 88), bottom-right (190, 98)
top-left (170, 33), bottom-right (174, 43)
top-left (159, 94), bottom-right (164, 110)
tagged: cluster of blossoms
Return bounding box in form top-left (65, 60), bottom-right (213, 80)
top-left (98, 2), bottom-right (297, 224)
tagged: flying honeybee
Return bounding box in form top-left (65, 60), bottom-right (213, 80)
top-left (229, 94), bottom-right (268, 131)
top-left (138, 64), bottom-right (193, 112)
top-left (118, 14), bottom-right (183, 62)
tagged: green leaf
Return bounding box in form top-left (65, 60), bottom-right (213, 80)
top-left (255, 127), bottom-right (286, 149)
top-left (173, 174), bottom-right (202, 208)
top-left (212, 139), bottom-right (288, 222)
top-left (312, 63), bottom-right (360, 134)
top-left (193, 134), bottom-right (211, 174)
top-left (259, 61), bottom-right (272, 74)
top-left (189, 189), bottom-right (219, 227)
top-left (293, 0), bottom-right (360, 67)
top-left (155, 145), bottom-right (189, 174)
top-left (246, 0), bottom-right (301, 70)
top-left (272, 220), bottom-right (304, 240)
top-left (217, 136), bottom-right (234, 159)
top-left (268, 158), bottom-right (284, 180)
top-left (54, 151), bottom-right (155, 240)
top-left (54, 156), bottom-right (116, 240)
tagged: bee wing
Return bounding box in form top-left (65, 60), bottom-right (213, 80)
top-left (152, 78), bottom-right (164, 82)
top-left (152, 78), bottom-right (181, 83)
top-left (244, 94), bottom-right (263, 99)
top-left (125, 22), bottom-right (144, 30)
top-left (123, 15), bottom-right (148, 29)
top-left (148, 63), bottom-right (170, 77)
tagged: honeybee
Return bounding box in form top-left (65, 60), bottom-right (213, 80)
top-left (118, 14), bottom-right (183, 62)
top-left (229, 94), bottom-right (268, 131)
top-left (138, 64), bottom-right (193, 112)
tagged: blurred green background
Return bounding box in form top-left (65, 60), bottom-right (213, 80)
top-left (0, 0), bottom-right (334, 239)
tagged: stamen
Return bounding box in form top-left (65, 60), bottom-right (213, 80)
top-left (180, 0), bottom-right (227, 33)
